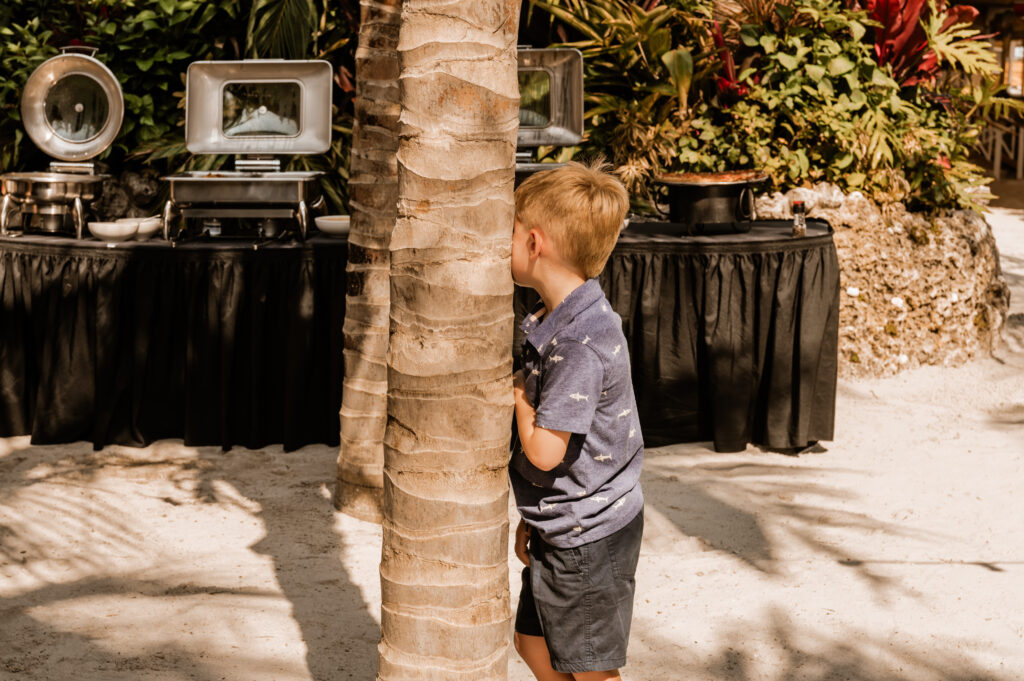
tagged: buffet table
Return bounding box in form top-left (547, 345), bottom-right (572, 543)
top-left (518, 219), bottom-right (840, 452)
top-left (0, 219), bottom-right (838, 453)
top-left (0, 234), bottom-right (346, 451)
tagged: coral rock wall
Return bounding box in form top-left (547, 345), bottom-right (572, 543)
top-left (757, 184), bottom-right (1010, 377)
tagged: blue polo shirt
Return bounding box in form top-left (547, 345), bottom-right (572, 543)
top-left (510, 278), bottom-right (644, 548)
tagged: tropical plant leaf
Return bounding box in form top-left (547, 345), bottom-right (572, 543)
top-left (923, 1), bottom-right (999, 77)
top-left (661, 47), bottom-right (693, 114)
top-left (827, 55), bottom-right (854, 76)
top-left (246, 0), bottom-right (317, 59)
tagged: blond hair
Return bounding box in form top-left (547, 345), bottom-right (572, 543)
top-left (515, 159), bottom-right (630, 279)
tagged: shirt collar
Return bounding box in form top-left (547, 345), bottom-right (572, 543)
top-left (520, 278), bottom-right (604, 352)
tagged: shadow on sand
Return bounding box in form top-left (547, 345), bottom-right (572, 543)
top-left (631, 606), bottom-right (1015, 681)
top-left (640, 445), bottom-right (936, 593)
top-left (0, 440), bottom-right (378, 680)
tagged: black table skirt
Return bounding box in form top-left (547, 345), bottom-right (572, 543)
top-left (0, 235), bottom-right (346, 451)
top-left (1, 219), bottom-right (838, 453)
top-left (516, 219), bottom-right (840, 452)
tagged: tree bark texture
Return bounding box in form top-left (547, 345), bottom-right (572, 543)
top-left (378, 1), bottom-right (520, 679)
top-left (336, 0), bottom-right (402, 523)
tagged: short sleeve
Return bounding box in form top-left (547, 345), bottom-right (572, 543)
top-left (535, 341), bottom-right (603, 435)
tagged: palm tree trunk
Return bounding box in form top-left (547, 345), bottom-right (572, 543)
top-left (378, 1), bottom-right (520, 678)
top-left (335, 0), bottom-right (402, 523)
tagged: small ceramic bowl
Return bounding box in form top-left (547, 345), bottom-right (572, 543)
top-left (315, 215), bottom-right (350, 237)
top-left (135, 216), bottom-right (162, 240)
top-left (89, 221), bottom-right (138, 242)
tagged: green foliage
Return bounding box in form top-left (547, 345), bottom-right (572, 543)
top-left (661, 47), bottom-right (694, 115)
top-left (684, 0), bottom-right (925, 201)
top-left (533, 0), bottom-right (1021, 213)
top-left (247, 0), bottom-right (318, 59)
top-left (922, 0), bottom-right (997, 77)
top-left (529, 0), bottom-right (717, 194)
top-left (0, 1), bottom-right (241, 173)
top-left (0, 0), bottom-right (357, 213)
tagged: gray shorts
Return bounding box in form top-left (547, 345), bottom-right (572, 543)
top-left (515, 510), bottom-right (643, 673)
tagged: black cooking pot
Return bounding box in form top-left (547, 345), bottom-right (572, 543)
top-left (655, 170), bottom-right (768, 233)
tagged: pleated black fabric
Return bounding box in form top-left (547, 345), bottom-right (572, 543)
top-left (0, 235), bottom-right (346, 451)
top-left (516, 220), bottom-right (839, 452)
top-left (2, 219), bottom-right (837, 453)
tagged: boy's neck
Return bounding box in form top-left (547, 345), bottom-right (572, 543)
top-left (535, 269), bottom-right (588, 318)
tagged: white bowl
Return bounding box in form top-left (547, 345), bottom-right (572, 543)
top-left (89, 221), bottom-right (138, 242)
top-left (315, 215), bottom-right (350, 237)
top-left (136, 216), bottom-right (162, 240)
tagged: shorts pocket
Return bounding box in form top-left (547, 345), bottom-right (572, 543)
top-left (606, 511), bottom-right (643, 580)
top-left (530, 543), bottom-right (591, 666)
top-left (534, 543), bottom-right (586, 604)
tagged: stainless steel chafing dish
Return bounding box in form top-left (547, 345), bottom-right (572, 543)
top-left (0, 46), bottom-right (123, 237)
top-left (162, 60), bottom-right (333, 240)
top-left (515, 48), bottom-right (584, 181)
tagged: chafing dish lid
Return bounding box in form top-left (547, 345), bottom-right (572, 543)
top-left (20, 48), bottom-right (124, 162)
top-left (517, 48), bottom-right (583, 148)
top-left (185, 60), bottom-right (332, 156)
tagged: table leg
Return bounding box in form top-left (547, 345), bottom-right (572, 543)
top-left (162, 200), bottom-right (174, 241)
top-left (1, 194), bottom-right (12, 235)
top-left (73, 197), bottom-right (84, 240)
top-left (1016, 125), bottom-right (1023, 180)
top-left (298, 201), bottom-right (308, 241)
top-left (994, 129), bottom-right (1003, 181)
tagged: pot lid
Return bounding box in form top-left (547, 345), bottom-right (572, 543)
top-left (20, 47), bottom-right (124, 162)
top-left (655, 170), bottom-right (769, 186)
top-left (1, 171), bottom-right (105, 184)
top-left (184, 60), bottom-right (332, 156)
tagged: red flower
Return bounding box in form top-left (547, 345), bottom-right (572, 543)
top-left (863, 0), bottom-right (979, 87)
top-left (711, 21), bottom-right (746, 99)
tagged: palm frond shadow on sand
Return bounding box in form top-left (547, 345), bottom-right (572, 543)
top-left (630, 606), bottom-right (1015, 681)
top-left (0, 439), bottom-right (378, 681)
top-left (641, 446), bottom-right (938, 594)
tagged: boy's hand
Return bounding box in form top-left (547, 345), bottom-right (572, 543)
top-left (515, 518), bottom-right (531, 566)
top-left (512, 368), bottom-right (525, 392)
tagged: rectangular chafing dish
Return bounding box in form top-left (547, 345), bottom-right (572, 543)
top-left (162, 60), bottom-right (333, 240)
top-left (167, 171), bottom-right (323, 204)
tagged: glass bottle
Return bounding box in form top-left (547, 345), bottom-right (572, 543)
top-left (792, 200), bottom-right (806, 237)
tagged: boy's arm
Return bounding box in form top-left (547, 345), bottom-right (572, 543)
top-left (513, 369), bottom-right (571, 471)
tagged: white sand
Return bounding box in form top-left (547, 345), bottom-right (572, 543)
top-left (1, 208), bottom-right (1022, 681)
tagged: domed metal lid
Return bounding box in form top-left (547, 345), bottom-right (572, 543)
top-left (20, 47), bottom-right (124, 162)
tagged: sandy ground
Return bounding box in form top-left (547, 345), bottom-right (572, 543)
top-left (2, 202), bottom-right (1023, 681)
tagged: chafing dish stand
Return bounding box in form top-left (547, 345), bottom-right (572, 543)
top-left (162, 60), bottom-right (333, 241)
top-left (0, 46), bottom-right (124, 238)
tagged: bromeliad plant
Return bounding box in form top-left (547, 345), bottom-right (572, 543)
top-left (532, 0), bottom-right (1022, 212)
top-left (689, 0), bottom-right (936, 204)
top-left (862, 0), bottom-right (995, 87)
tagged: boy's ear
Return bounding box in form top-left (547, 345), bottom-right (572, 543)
top-left (528, 228), bottom-right (544, 258)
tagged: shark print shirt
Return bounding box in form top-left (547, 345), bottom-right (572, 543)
top-left (511, 278), bottom-right (644, 548)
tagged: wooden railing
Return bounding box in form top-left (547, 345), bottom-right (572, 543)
top-left (976, 119), bottom-right (1024, 180)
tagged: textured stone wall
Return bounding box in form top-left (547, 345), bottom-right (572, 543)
top-left (756, 184), bottom-right (1010, 377)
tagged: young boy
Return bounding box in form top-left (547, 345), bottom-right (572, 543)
top-left (509, 160), bottom-right (644, 681)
